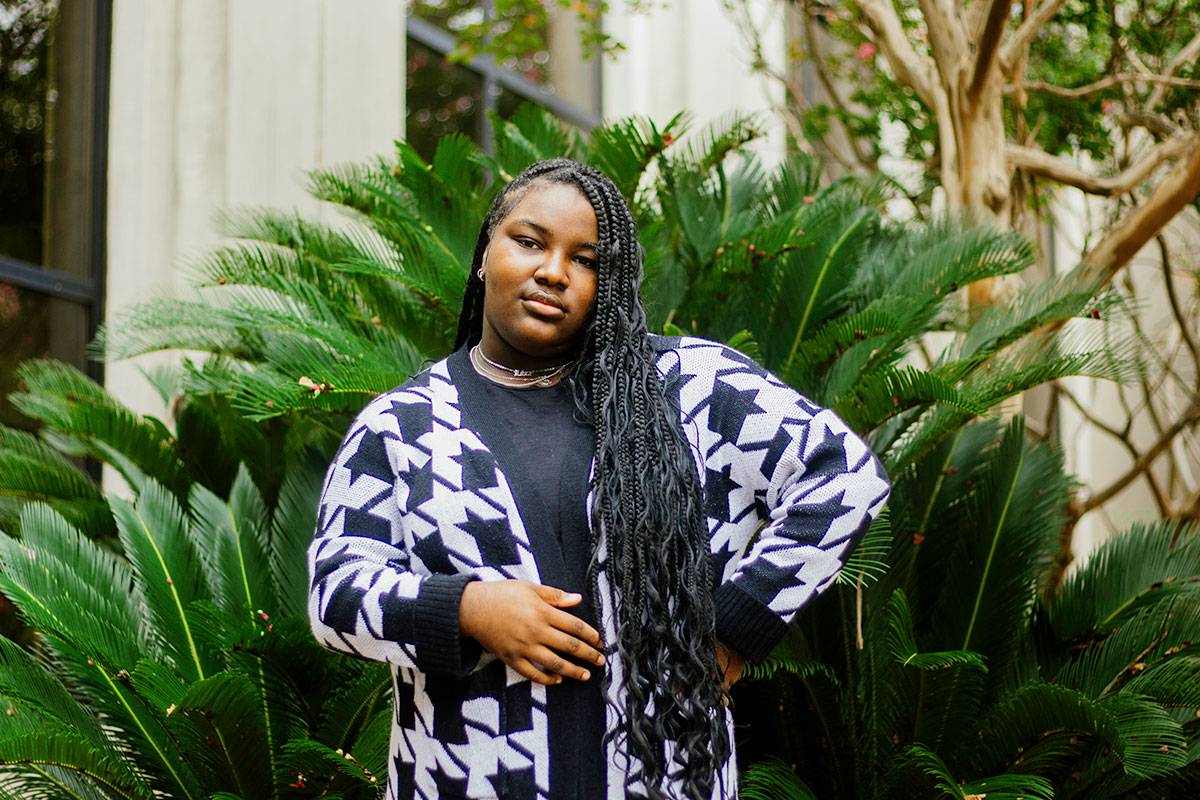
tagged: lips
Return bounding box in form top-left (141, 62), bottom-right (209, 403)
top-left (522, 290), bottom-right (567, 319)
top-left (524, 290), bottom-right (564, 311)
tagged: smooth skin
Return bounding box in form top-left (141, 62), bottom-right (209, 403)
top-left (460, 181), bottom-right (745, 688)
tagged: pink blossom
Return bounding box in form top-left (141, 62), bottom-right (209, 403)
top-left (856, 42), bottom-right (877, 62)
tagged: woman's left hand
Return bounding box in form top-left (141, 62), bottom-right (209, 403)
top-left (716, 641), bottom-right (745, 688)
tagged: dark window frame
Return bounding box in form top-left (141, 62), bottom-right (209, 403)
top-left (406, 5), bottom-right (603, 151)
top-left (0, 0), bottom-right (110, 386)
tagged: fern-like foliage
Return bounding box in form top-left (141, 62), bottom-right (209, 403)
top-left (2, 106), bottom-right (1189, 797)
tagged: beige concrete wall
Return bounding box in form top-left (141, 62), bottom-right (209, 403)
top-left (601, 0), bottom-right (788, 163)
top-left (105, 0), bottom-right (404, 422)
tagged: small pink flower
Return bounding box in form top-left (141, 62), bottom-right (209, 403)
top-left (1102, 99), bottom-right (1116, 115)
top-left (856, 42), bottom-right (877, 62)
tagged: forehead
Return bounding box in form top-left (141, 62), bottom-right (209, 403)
top-left (500, 181), bottom-right (597, 237)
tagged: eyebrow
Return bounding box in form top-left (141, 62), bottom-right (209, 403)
top-left (512, 218), bottom-right (598, 251)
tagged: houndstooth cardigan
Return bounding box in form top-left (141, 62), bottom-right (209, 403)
top-left (307, 335), bottom-right (891, 799)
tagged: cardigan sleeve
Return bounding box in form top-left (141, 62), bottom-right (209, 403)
top-left (711, 365), bottom-right (891, 664)
top-left (307, 399), bottom-right (482, 677)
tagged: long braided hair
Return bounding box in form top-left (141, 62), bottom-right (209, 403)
top-left (454, 159), bottom-right (730, 798)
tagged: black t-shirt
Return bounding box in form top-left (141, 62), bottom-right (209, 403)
top-left (448, 346), bottom-right (606, 799)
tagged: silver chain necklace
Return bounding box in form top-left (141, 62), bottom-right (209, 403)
top-left (469, 344), bottom-right (573, 388)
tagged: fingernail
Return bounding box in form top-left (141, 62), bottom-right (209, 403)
top-left (567, 593), bottom-right (582, 601)
top-left (596, 656), bottom-right (606, 665)
top-left (581, 671), bottom-right (590, 680)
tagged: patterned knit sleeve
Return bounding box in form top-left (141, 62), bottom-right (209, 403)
top-left (711, 363), bottom-right (892, 664)
top-left (307, 395), bottom-right (481, 676)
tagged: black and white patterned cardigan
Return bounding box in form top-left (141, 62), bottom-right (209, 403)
top-left (308, 335), bottom-right (891, 799)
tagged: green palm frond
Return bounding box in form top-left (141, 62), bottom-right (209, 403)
top-left (0, 732), bottom-right (156, 800)
top-left (110, 482), bottom-right (217, 683)
top-left (315, 662), bottom-right (391, 752)
top-left (269, 459), bottom-right (327, 619)
top-left (927, 419), bottom-right (1070, 668)
top-left (1124, 654), bottom-right (1200, 709)
top-left (885, 590), bottom-right (987, 671)
top-left (833, 365), bottom-right (990, 433)
top-left (188, 468), bottom-right (275, 630)
top-left (836, 508), bottom-right (893, 587)
top-left (1050, 522), bottom-right (1200, 640)
top-left (9, 361), bottom-right (189, 498)
top-left (743, 625), bottom-right (841, 684)
top-left (584, 110), bottom-right (689, 201)
top-left (970, 683), bottom-right (1186, 781)
top-left (486, 104), bottom-right (577, 179)
top-left (740, 758), bottom-right (818, 800)
top-left (174, 672), bottom-right (274, 796)
top-left (280, 739), bottom-right (384, 791)
top-left (0, 428), bottom-right (110, 536)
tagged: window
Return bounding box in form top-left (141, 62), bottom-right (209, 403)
top-left (406, 0), bottom-right (601, 161)
top-left (0, 0), bottom-right (110, 429)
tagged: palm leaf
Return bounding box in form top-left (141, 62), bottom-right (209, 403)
top-left (740, 758), bottom-right (818, 799)
top-left (110, 482), bottom-right (215, 682)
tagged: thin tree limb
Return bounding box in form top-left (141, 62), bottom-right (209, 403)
top-left (1010, 74), bottom-right (1200, 99)
top-left (857, 0), bottom-right (938, 107)
top-left (1007, 134), bottom-right (1193, 197)
top-left (1158, 235), bottom-right (1200, 385)
top-left (1148, 31), bottom-right (1200, 108)
top-left (1073, 398), bottom-right (1200, 516)
top-left (1000, 0), bottom-right (1071, 71)
top-left (799, 0), bottom-right (876, 169)
top-left (970, 0), bottom-right (1015, 100)
top-left (1080, 137), bottom-right (1200, 280)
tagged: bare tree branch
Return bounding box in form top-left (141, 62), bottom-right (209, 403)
top-left (1073, 397), bottom-right (1200, 517)
top-left (857, 0), bottom-right (938, 107)
top-left (1011, 74), bottom-right (1200, 99)
top-left (1081, 136), bottom-right (1200, 280)
top-left (799, 0), bottom-right (875, 169)
top-left (1159, 235), bottom-right (1200, 374)
top-left (1007, 134), bottom-right (1193, 197)
top-left (1000, 0), bottom-right (1070, 71)
top-left (918, 0), bottom-right (969, 89)
top-left (1149, 31), bottom-right (1200, 108)
top-left (970, 0), bottom-right (1015, 100)
top-left (1115, 110), bottom-right (1180, 139)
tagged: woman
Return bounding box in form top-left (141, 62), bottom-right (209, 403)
top-left (308, 159), bottom-right (891, 799)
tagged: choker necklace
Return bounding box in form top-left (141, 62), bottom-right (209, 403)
top-left (469, 344), bottom-right (573, 388)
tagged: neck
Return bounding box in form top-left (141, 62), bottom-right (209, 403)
top-left (477, 331), bottom-right (574, 372)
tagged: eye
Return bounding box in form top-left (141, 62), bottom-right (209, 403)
top-left (514, 236), bottom-right (541, 250)
top-left (575, 255), bottom-right (598, 269)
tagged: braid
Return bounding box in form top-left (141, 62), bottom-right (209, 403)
top-left (454, 159), bottom-right (730, 799)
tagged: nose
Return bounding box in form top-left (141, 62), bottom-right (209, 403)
top-left (534, 248), bottom-right (570, 288)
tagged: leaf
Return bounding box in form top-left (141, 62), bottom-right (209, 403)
top-left (111, 481), bottom-right (216, 682)
top-left (739, 758), bottom-right (818, 799)
top-left (837, 508), bottom-right (893, 586)
top-left (188, 467), bottom-right (275, 629)
top-left (1050, 521), bottom-right (1200, 640)
top-left (0, 732), bottom-right (155, 800)
top-left (885, 589), bottom-right (987, 671)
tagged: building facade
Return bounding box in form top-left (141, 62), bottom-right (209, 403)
top-left (0, 0), bottom-right (783, 425)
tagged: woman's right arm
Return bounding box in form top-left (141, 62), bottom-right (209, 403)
top-left (307, 405), bottom-right (480, 677)
top-left (308, 398), bottom-right (606, 683)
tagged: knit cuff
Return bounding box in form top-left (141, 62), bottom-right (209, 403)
top-left (413, 573), bottom-right (480, 677)
top-left (714, 582), bottom-right (789, 664)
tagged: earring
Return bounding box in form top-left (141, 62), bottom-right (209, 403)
top-left (476, 267), bottom-right (485, 280)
